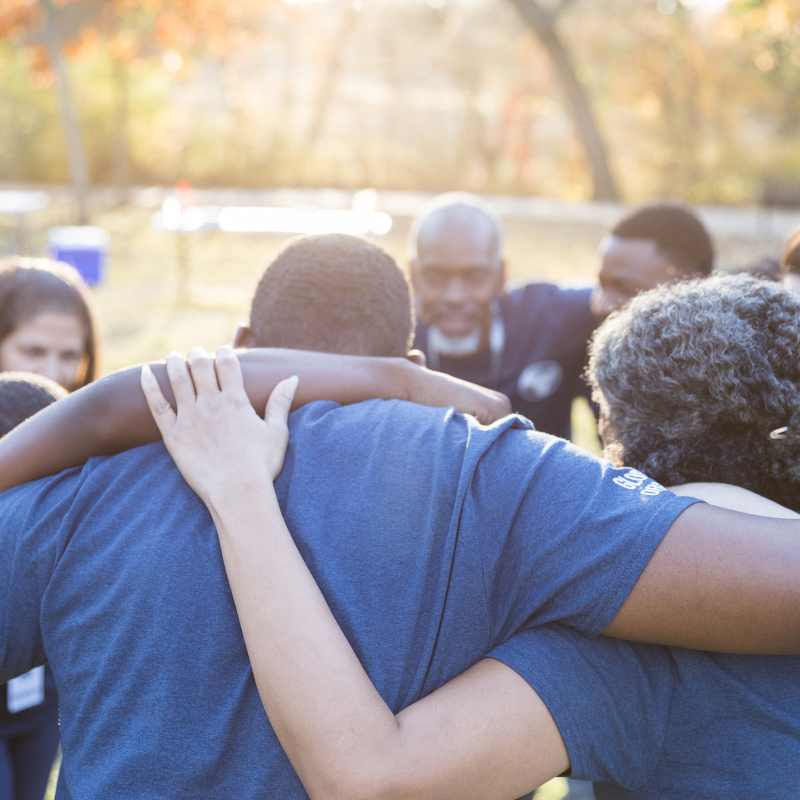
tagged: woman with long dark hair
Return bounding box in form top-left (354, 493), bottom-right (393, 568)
top-left (0, 257), bottom-right (99, 392)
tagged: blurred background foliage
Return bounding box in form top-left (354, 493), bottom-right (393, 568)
top-left (0, 0), bottom-right (798, 204)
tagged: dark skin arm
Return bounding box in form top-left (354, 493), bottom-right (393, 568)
top-left (0, 348), bottom-right (511, 494)
top-left (604, 502), bottom-right (800, 653)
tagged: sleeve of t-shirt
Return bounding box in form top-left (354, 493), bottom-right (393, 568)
top-left (468, 428), bottom-right (702, 640)
top-left (488, 624), bottom-right (674, 790)
top-left (0, 471), bottom-right (80, 682)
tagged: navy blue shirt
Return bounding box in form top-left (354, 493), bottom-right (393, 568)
top-left (492, 625), bottom-right (800, 798)
top-left (0, 400), bottom-right (696, 798)
top-left (413, 281), bottom-right (597, 440)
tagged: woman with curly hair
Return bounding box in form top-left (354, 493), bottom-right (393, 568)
top-left (588, 272), bottom-right (800, 511)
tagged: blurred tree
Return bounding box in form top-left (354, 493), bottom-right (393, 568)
top-left (0, 0), bottom-right (271, 206)
top-left (2, 0), bottom-right (800, 203)
top-left (0, 0), bottom-right (91, 220)
top-left (508, 0), bottom-right (619, 201)
top-left (307, 4), bottom-right (359, 149)
top-left (40, 0), bottom-right (91, 222)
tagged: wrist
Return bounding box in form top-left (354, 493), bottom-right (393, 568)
top-left (205, 469), bottom-right (274, 518)
top-left (386, 357), bottom-right (418, 403)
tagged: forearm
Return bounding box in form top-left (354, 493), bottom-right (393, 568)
top-left (0, 349), bottom-right (507, 493)
top-left (238, 349), bottom-right (416, 416)
top-left (210, 483), bottom-right (564, 800)
top-left (209, 482), bottom-right (403, 799)
top-left (0, 365), bottom-right (163, 493)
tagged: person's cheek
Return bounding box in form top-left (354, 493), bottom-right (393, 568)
top-left (59, 357), bottom-right (83, 392)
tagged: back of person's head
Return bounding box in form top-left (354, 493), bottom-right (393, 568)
top-left (588, 274), bottom-right (800, 510)
top-left (247, 233), bottom-right (413, 357)
top-left (0, 257), bottom-right (99, 387)
top-left (732, 256), bottom-right (782, 282)
top-left (610, 202), bottom-right (714, 276)
top-left (0, 371), bottom-right (66, 437)
top-left (407, 192), bottom-right (502, 261)
top-left (782, 227), bottom-right (800, 276)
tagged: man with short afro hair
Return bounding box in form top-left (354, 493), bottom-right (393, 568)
top-left (237, 233), bottom-right (414, 358)
top-left (0, 372), bottom-right (66, 438)
top-left (592, 201), bottom-right (714, 320)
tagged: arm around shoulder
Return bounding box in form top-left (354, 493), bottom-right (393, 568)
top-left (604, 502), bottom-right (800, 654)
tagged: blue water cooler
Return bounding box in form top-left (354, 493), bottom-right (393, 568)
top-left (47, 226), bottom-right (110, 286)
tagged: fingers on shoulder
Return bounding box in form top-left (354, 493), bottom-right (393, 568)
top-left (215, 345), bottom-right (245, 387)
top-left (141, 364), bottom-right (177, 430)
top-left (265, 376), bottom-right (298, 424)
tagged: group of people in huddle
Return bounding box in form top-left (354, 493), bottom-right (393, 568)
top-left (0, 192), bottom-right (799, 800)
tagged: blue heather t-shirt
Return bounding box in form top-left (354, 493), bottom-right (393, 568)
top-left (0, 399), bottom-right (697, 799)
top-left (413, 281), bottom-right (597, 440)
top-left (491, 625), bottom-right (800, 798)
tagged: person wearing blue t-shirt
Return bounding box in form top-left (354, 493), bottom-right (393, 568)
top-left (491, 274), bottom-right (800, 798)
top-left (177, 273), bottom-right (799, 800)
top-left (2, 238), bottom-right (800, 799)
top-left (409, 193), bottom-right (596, 441)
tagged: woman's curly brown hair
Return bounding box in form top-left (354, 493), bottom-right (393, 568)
top-left (588, 274), bottom-right (800, 510)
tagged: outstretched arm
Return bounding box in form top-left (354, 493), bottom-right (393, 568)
top-left (0, 348), bottom-right (510, 494)
top-left (141, 347), bottom-right (567, 800)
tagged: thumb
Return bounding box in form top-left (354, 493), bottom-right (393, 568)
top-left (265, 375), bottom-right (299, 427)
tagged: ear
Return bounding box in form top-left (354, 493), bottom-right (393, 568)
top-left (495, 259), bottom-right (507, 293)
top-left (405, 349), bottom-right (426, 367)
top-left (409, 258), bottom-right (421, 285)
top-left (234, 326), bottom-right (257, 349)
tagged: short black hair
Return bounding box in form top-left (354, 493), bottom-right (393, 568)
top-left (249, 233), bottom-right (413, 357)
top-left (610, 202), bottom-right (714, 276)
top-left (0, 372), bottom-right (67, 437)
top-left (782, 227), bottom-right (800, 276)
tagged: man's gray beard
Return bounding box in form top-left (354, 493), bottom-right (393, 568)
top-left (428, 325), bottom-right (482, 357)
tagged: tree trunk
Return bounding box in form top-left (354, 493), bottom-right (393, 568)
top-left (508, 0), bottom-right (619, 201)
top-left (306, 6), bottom-right (358, 149)
top-left (39, 0), bottom-right (90, 223)
top-left (113, 58), bottom-right (130, 206)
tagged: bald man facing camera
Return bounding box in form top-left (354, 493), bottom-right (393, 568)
top-left (409, 193), bottom-right (595, 441)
